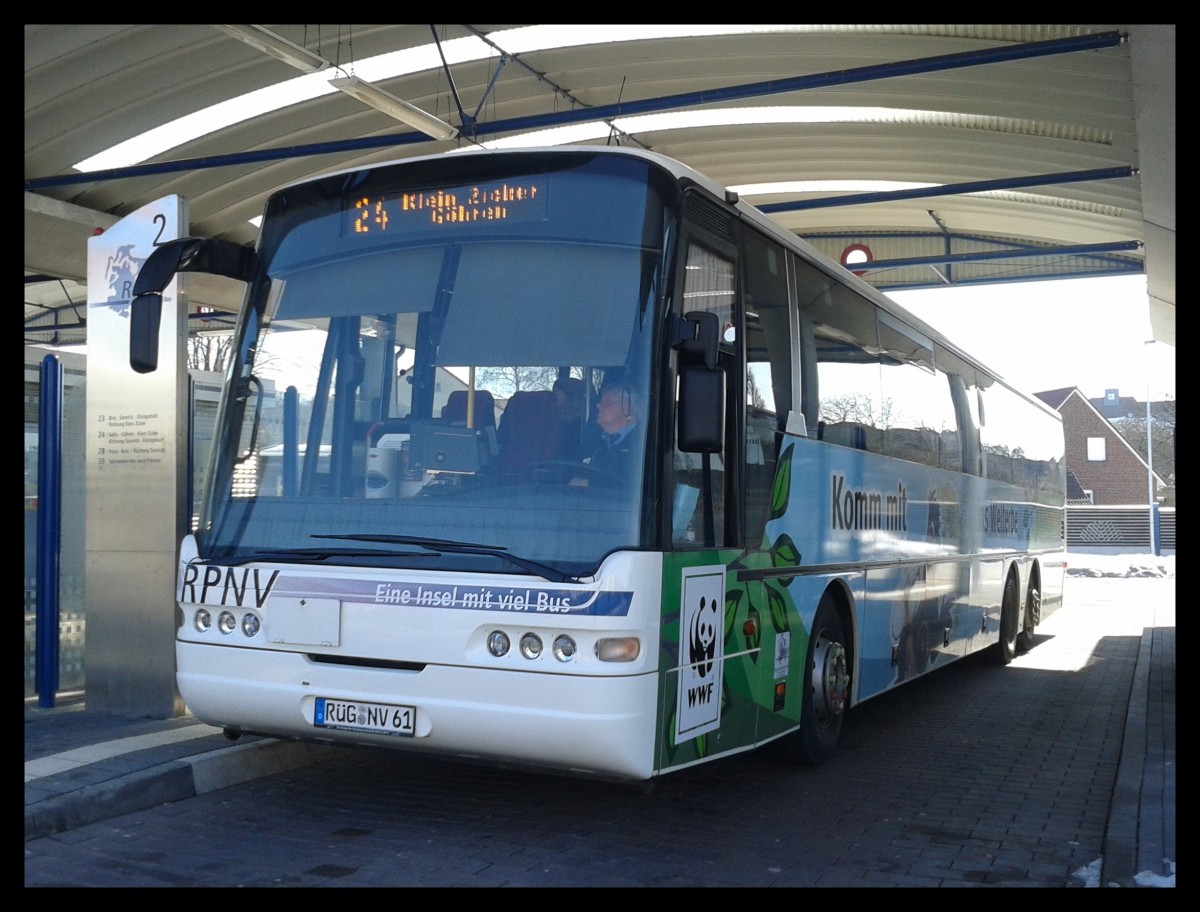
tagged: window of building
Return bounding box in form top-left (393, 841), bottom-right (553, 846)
top-left (1087, 437), bottom-right (1106, 461)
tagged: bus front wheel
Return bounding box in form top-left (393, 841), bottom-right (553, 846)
top-left (794, 598), bottom-right (850, 766)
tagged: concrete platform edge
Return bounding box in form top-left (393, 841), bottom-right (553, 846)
top-left (24, 739), bottom-right (344, 843)
top-left (1100, 625), bottom-right (1152, 888)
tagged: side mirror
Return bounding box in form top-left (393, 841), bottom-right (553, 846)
top-left (674, 310), bottom-right (724, 452)
top-left (677, 366), bottom-right (725, 453)
top-left (678, 311), bottom-right (720, 370)
top-left (129, 295), bottom-right (164, 374)
top-left (128, 237), bottom-right (255, 374)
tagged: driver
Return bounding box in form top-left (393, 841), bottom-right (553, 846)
top-left (574, 378), bottom-right (642, 485)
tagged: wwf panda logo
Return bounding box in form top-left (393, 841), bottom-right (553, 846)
top-left (688, 595), bottom-right (719, 678)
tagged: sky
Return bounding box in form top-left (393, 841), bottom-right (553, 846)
top-left (888, 274), bottom-right (1175, 403)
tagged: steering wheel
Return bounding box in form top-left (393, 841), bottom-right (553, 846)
top-left (528, 460), bottom-right (619, 486)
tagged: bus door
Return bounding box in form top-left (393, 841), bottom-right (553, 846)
top-left (668, 214), bottom-right (807, 764)
top-left (738, 229), bottom-right (800, 745)
top-left (661, 202), bottom-right (755, 769)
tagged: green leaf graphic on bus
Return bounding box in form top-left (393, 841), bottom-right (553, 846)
top-left (769, 443), bottom-right (794, 520)
top-left (724, 587), bottom-right (743, 644)
top-left (727, 548), bottom-right (753, 572)
top-left (766, 585), bottom-right (790, 634)
top-left (769, 533), bottom-right (801, 585)
top-left (665, 703), bottom-right (678, 761)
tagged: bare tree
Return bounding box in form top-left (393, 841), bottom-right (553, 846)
top-left (1110, 396), bottom-right (1175, 497)
top-left (476, 366), bottom-right (558, 398)
top-left (819, 393), bottom-right (895, 428)
top-left (188, 333), bottom-right (234, 372)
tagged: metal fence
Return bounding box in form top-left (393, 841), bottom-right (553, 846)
top-left (1066, 504), bottom-right (1175, 552)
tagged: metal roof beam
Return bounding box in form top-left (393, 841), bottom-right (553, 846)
top-left (461, 30), bottom-right (1128, 138)
top-left (853, 239), bottom-right (1141, 272)
top-left (25, 31), bottom-right (1126, 191)
top-left (759, 167), bottom-right (1136, 214)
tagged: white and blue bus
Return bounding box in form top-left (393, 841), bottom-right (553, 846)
top-left (130, 146), bottom-right (1066, 780)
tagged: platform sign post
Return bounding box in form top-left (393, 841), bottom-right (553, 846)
top-left (85, 197), bottom-right (189, 717)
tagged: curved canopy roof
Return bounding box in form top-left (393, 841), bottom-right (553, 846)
top-left (24, 24), bottom-right (1174, 348)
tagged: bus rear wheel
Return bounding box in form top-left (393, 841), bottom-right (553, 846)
top-left (996, 574), bottom-right (1020, 665)
top-left (790, 597), bottom-right (850, 766)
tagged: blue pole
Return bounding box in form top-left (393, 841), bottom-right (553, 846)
top-left (36, 355), bottom-right (63, 708)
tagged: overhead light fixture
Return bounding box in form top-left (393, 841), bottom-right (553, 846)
top-left (330, 75), bottom-right (458, 141)
top-left (213, 25), bottom-right (330, 74)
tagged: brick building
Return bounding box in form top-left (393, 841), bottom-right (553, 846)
top-left (1036, 387), bottom-right (1168, 506)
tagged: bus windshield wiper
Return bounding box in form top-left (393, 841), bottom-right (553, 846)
top-left (204, 548), bottom-right (438, 567)
top-left (312, 533), bottom-right (581, 584)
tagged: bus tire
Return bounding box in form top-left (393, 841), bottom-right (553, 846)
top-left (996, 573), bottom-right (1020, 665)
top-left (1018, 584), bottom-right (1040, 653)
top-left (792, 596), bottom-right (850, 766)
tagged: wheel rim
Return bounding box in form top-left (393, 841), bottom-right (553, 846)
top-left (810, 628), bottom-right (849, 728)
top-left (1020, 586), bottom-right (1041, 649)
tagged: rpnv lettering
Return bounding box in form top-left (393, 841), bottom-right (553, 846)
top-left (179, 564), bottom-right (280, 607)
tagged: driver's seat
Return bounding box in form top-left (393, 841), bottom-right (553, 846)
top-left (496, 391), bottom-right (560, 482)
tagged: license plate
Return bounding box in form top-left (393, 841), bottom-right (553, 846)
top-left (314, 697), bottom-right (416, 737)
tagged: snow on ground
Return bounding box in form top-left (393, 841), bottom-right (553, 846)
top-left (1076, 857), bottom-right (1177, 889)
top-left (1065, 552), bottom-right (1175, 579)
top-left (1134, 861), bottom-right (1176, 888)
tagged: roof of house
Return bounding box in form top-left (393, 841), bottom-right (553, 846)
top-left (1066, 469), bottom-right (1089, 501)
top-left (1034, 387), bottom-right (1076, 410)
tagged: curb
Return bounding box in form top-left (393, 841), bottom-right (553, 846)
top-left (1100, 625), bottom-right (1151, 887)
top-left (25, 739), bottom-right (344, 842)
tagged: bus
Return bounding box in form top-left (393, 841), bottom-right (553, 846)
top-left (129, 146), bottom-right (1066, 781)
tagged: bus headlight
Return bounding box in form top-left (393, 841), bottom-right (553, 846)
top-left (193, 608), bottom-right (212, 633)
top-left (487, 630), bottom-right (510, 657)
top-left (552, 635), bottom-right (577, 662)
top-left (218, 611), bottom-right (237, 635)
top-left (519, 633), bottom-right (543, 659)
top-left (596, 636), bottom-right (641, 662)
top-left (241, 612), bottom-right (261, 637)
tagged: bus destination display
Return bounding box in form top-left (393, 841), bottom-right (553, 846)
top-left (346, 179), bottom-right (547, 234)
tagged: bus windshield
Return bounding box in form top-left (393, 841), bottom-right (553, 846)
top-left (198, 152), bottom-right (673, 578)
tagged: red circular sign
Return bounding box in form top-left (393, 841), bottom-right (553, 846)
top-left (840, 243), bottom-right (873, 276)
